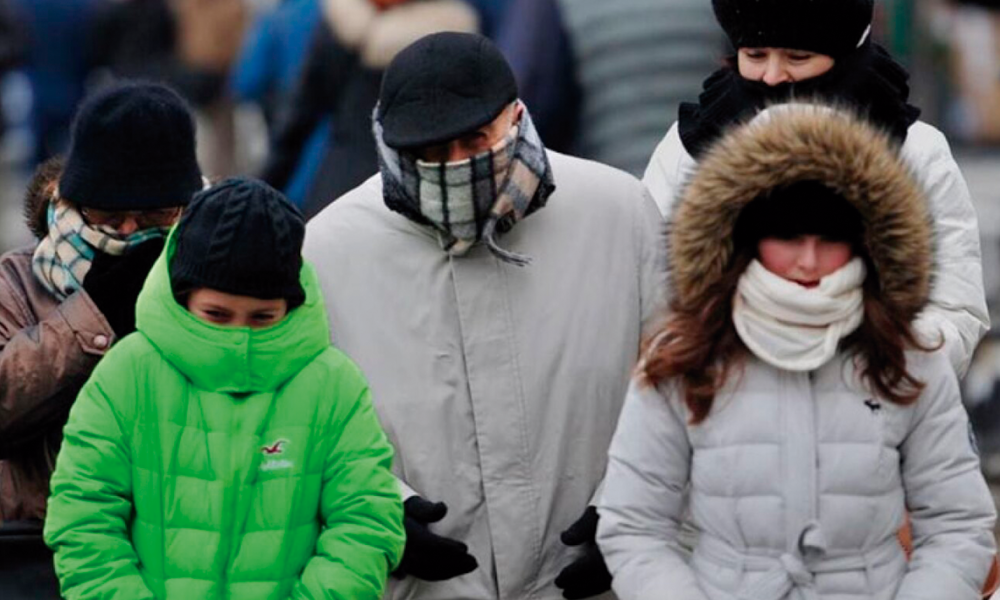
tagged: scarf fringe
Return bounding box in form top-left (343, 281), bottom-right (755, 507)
top-left (482, 218), bottom-right (531, 267)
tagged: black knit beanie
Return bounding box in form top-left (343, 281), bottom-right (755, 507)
top-left (59, 81), bottom-right (203, 210)
top-left (712, 0), bottom-right (874, 58)
top-left (734, 181), bottom-right (865, 251)
top-left (170, 178), bottom-right (306, 308)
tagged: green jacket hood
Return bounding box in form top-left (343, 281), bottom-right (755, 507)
top-left (135, 228), bottom-right (330, 393)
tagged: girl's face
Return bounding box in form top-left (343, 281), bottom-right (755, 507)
top-left (187, 288), bottom-right (288, 329)
top-left (737, 48), bottom-right (836, 86)
top-left (758, 235), bottom-right (853, 288)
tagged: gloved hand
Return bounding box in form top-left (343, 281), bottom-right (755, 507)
top-left (555, 506), bottom-right (612, 599)
top-left (393, 496), bottom-right (479, 582)
top-left (83, 238), bottom-right (165, 338)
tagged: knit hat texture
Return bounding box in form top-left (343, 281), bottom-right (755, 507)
top-left (712, 0), bottom-right (874, 58)
top-left (377, 32), bottom-right (518, 149)
top-left (59, 81), bottom-right (203, 210)
top-left (734, 181), bottom-right (865, 251)
top-left (171, 178), bottom-right (306, 307)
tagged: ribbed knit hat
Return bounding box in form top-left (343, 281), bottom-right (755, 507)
top-left (734, 181), bottom-right (865, 251)
top-left (712, 0), bottom-right (874, 58)
top-left (59, 81), bottom-right (203, 210)
top-left (170, 178), bottom-right (306, 307)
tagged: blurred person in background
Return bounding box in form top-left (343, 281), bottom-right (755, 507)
top-left (10, 0), bottom-right (99, 166)
top-left (233, 0), bottom-right (323, 131)
top-left (304, 32), bottom-right (665, 600)
top-left (231, 0), bottom-right (329, 207)
top-left (497, 0), bottom-right (720, 175)
top-left (88, 0), bottom-right (248, 177)
top-left (643, 0), bottom-right (989, 379)
top-left (463, 0), bottom-right (507, 38)
top-left (944, 0), bottom-right (1000, 142)
top-left (0, 0), bottom-right (25, 141)
top-left (0, 82), bottom-right (201, 600)
top-left (259, 0), bottom-right (478, 219)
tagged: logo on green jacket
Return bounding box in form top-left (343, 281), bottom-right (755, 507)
top-left (260, 438), bottom-right (293, 472)
top-left (261, 439), bottom-right (289, 456)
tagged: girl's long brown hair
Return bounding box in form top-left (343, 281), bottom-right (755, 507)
top-left (642, 250), bottom-right (931, 425)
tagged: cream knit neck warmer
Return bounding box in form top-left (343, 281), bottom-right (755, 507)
top-left (733, 258), bottom-right (866, 371)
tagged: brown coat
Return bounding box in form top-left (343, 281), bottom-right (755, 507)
top-left (0, 248), bottom-right (114, 528)
top-left (170, 0), bottom-right (248, 72)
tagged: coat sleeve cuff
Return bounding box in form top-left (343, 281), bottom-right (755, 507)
top-left (396, 475), bottom-right (419, 501)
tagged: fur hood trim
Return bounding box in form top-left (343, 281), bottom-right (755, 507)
top-left (322, 0), bottom-right (478, 69)
top-left (671, 103), bottom-right (932, 322)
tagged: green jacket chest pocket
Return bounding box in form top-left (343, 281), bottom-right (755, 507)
top-left (247, 430), bottom-right (325, 532)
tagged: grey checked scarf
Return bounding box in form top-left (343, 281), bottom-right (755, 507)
top-left (374, 101), bottom-right (555, 266)
top-left (32, 199), bottom-right (168, 300)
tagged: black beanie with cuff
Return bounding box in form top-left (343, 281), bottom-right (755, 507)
top-left (712, 0), bottom-right (875, 59)
top-left (170, 178), bottom-right (306, 309)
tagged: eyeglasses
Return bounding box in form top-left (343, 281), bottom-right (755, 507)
top-left (80, 206), bottom-right (183, 229)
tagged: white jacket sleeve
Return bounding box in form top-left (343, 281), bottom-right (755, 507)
top-left (597, 379), bottom-right (709, 600)
top-left (895, 351), bottom-right (997, 600)
top-left (635, 186), bottom-right (669, 337)
top-left (904, 123), bottom-right (989, 377)
top-left (642, 123), bottom-right (690, 220)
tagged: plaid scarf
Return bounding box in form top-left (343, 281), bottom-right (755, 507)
top-left (32, 200), bottom-right (168, 300)
top-left (375, 102), bottom-right (555, 266)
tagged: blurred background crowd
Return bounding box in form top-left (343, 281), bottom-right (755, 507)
top-left (0, 0), bottom-right (1000, 461)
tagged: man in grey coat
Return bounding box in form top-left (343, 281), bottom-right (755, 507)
top-left (304, 32), bottom-right (665, 600)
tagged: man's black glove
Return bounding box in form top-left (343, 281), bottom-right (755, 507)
top-left (554, 506), bottom-right (612, 599)
top-left (82, 238), bottom-right (165, 338)
top-left (393, 496), bottom-right (479, 581)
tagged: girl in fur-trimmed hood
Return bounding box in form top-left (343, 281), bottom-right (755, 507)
top-left (596, 104), bottom-right (996, 600)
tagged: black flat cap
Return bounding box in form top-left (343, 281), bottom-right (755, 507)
top-left (377, 32), bottom-right (518, 150)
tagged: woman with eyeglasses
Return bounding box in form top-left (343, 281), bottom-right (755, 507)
top-left (0, 81), bottom-right (201, 599)
top-left (642, 0), bottom-right (988, 379)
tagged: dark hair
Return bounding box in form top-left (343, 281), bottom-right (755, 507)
top-left (642, 251), bottom-right (752, 424)
top-left (733, 181), bottom-right (864, 250)
top-left (24, 156), bottom-right (65, 240)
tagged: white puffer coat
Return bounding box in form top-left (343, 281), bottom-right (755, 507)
top-left (643, 119), bottom-right (989, 376)
top-left (599, 106), bottom-right (997, 600)
top-left (599, 352), bottom-right (995, 600)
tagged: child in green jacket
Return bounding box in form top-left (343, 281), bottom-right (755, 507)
top-left (44, 178), bottom-right (404, 600)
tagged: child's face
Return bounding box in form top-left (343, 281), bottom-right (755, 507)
top-left (186, 288), bottom-right (288, 329)
top-left (758, 235), bottom-right (853, 288)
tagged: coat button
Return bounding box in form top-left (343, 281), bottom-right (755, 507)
top-left (93, 334), bottom-right (109, 349)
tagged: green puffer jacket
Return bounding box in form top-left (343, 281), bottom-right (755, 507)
top-left (43, 235), bottom-right (404, 600)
